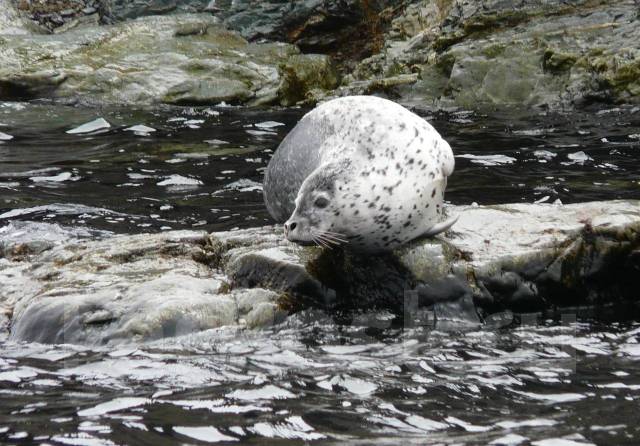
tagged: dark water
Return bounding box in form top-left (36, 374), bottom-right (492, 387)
top-left (1, 100), bottom-right (640, 445)
top-left (0, 321), bottom-right (639, 445)
top-left (1, 101), bottom-right (639, 234)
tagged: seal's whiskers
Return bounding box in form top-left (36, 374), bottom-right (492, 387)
top-left (318, 229), bottom-right (347, 237)
top-left (315, 230), bottom-right (348, 244)
top-left (312, 230), bottom-right (347, 248)
top-left (311, 234), bottom-right (332, 249)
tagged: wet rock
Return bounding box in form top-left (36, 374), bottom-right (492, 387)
top-left (0, 0), bottom-right (32, 34)
top-left (218, 0), bottom-right (395, 62)
top-left (0, 14), bottom-right (337, 106)
top-left (105, 0), bottom-right (395, 62)
top-left (2, 200), bottom-right (638, 344)
top-left (278, 54), bottom-right (340, 106)
top-left (6, 0), bottom-right (105, 33)
top-left (0, 220), bottom-right (107, 259)
top-left (103, 0), bottom-right (214, 21)
top-left (344, 0), bottom-right (640, 109)
top-left (3, 229), bottom-right (242, 344)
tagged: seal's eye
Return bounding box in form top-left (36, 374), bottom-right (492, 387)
top-left (314, 196), bottom-right (329, 208)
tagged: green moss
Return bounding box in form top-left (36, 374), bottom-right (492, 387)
top-left (278, 54), bottom-right (339, 106)
top-left (481, 43), bottom-right (507, 59)
top-left (436, 52), bottom-right (456, 77)
top-left (384, 60), bottom-right (410, 78)
top-left (611, 60), bottom-right (640, 90)
top-left (463, 11), bottom-right (530, 34)
top-left (432, 32), bottom-right (466, 52)
top-left (543, 49), bottom-right (578, 74)
top-left (435, 0), bottom-right (454, 20)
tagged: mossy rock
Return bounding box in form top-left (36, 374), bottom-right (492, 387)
top-left (543, 49), bottom-right (578, 73)
top-left (278, 54), bottom-right (340, 106)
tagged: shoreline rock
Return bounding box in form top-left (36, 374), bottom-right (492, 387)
top-left (1, 199), bottom-right (638, 345)
top-left (2, 1), bottom-right (639, 109)
top-left (0, 13), bottom-right (338, 106)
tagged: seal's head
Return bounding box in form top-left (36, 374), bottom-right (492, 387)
top-left (284, 161), bottom-right (351, 248)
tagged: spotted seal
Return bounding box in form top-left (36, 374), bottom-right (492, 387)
top-left (263, 95), bottom-right (456, 252)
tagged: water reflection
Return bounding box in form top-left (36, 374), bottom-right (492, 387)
top-left (0, 320), bottom-right (638, 444)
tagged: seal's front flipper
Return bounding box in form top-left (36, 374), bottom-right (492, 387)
top-left (422, 215), bottom-right (459, 238)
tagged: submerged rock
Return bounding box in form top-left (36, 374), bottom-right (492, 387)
top-left (1, 200), bottom-right (638, 345)
top-left (0, 13), bottom-right (337, 106)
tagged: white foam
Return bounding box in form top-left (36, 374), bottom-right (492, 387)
top-left (317, 375), bottom-right (378, 395)
top-left (566, 151), bottom-right (593, 164)
top-left (0, 367), bottom-right (38, 383)
top-left (456, 154), bottom-right (517, 166)
top-left (513, 390), bottom-right (586, 403)
top-left (226, 385), bottom-right (296, 401)
top-left (532, 438), bottom-right (595, 446)
top-left (125, 125), bottom-right (156, 136)
top-left (66, 118), bottom-right (111, 134)
top-left (446, 416), bottom-right (492, 432)
top-left (250, 416), bottom-right (324, 440)
top-left (496, 419), bottom-right (557, 429)
top-left (78, 397), bottom-right (149, 417)
top-left (173, 426), bottom-right (237, 443)
top-left (157, 175), bottom-right (203, 186)
top-left (165, 399), bottom-right (270, 414)
top-left (490, 434), bottom-right (528, 445)
top-left (204, 139), bottom-right (229, 145)
top-left (246, 129), bottom-right (276, 137)
top-left (30, 172), bottom-right (74, 183)
top-left (618, 343), bottom-right (640, 356)
top-left (404, 415), bottom-right (448, 431)
top-left (254, 121), bottom-right (285, 129)
top-left (533, 150), bottom-right (557, 160)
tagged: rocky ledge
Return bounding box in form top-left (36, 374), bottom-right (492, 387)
top-left (1, 200), bottom-right (638, 345)
top-left (0, 11), bottom-right (337, 106)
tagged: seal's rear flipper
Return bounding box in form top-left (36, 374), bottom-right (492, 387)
top-left (422, 215), bottom-right (459, 238)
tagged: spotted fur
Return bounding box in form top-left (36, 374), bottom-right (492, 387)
top-left (263, 96), bottom-right (455, 252)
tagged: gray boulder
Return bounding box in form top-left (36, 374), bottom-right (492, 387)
top-left (2, 200), bottom-right (638, 345)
